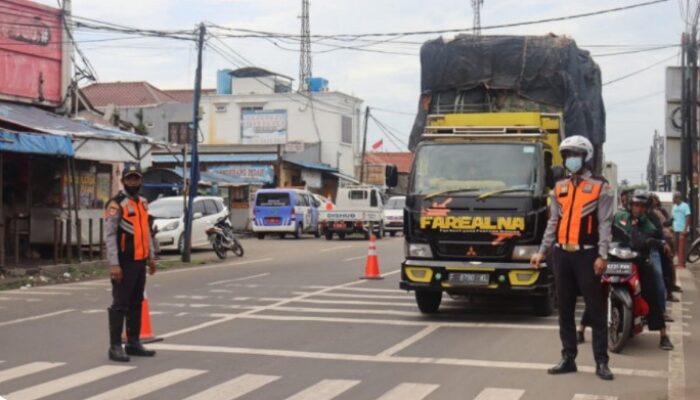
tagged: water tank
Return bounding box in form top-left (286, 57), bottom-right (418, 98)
top-left (307, 77), bottom-right (329, 92)
top-left (217, 69), bottom-right (233, 95)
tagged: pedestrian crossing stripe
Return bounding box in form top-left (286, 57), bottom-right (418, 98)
top-left (0, 362), bottom-right (621, 400)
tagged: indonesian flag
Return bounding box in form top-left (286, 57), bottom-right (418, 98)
top-left (371, 139), bottom-right (383, 150)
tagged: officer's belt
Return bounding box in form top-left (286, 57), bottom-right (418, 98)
top-left (555, 243), bottom-right (596, 252)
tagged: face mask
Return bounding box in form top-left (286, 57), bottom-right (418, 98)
top-left (565, 157), bottom-right (583, 174)
top-left (124, 185), bottom-right (141, 196)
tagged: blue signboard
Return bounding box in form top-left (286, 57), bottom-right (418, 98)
top-left (208, 164), bottom-right (275, 184)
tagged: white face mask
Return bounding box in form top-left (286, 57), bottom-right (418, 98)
top-left (565, 157), bottom-right (583, 173)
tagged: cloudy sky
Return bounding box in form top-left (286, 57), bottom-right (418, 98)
top-left (35, 0), bottom-right (686, 183)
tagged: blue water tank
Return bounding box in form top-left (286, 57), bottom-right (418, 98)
top-left (307, 77), bottom-right (329, 92)
top-left (217, 69), bottom-right (233, 95)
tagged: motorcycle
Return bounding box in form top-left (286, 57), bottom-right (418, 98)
top-left (603, 243), bottom-right (649, 353)
top-left (206, 213), bottom-right (244, 259)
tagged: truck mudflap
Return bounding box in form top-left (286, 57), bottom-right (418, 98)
top-left (399, 259), bottom-right (553, 295)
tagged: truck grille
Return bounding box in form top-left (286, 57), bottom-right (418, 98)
top-left (436, 241), bottom-right (509, 259)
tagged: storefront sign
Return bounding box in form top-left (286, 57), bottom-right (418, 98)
top-left (209, 164), bottom-right (274, 184)
top-left (301, 169), bottom-right (322, 189)
top-left (285, 141), bottom-right (305, 153)
top-left (241, 110), bottom-right (287, 144)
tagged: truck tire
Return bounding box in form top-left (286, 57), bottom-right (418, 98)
top-left (415, 291), bottom-right (442, 314)
top-left (294, 224), bottom-right (302, 239)
top-left (257, 233), bottom-right (265, 240)
top-left (531, 290), bottom-right (555, 317)
top-left (338, 233), bottom-right (346, 240)
top-left (325, 230), bottom-right (333, 240)
top-left (314, 225), bottom-right (321, 238)
top-left (390, 231), bottom-right (397, 237)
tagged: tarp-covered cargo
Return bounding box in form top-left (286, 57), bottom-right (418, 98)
top-left (409, 34), bottom-right (605, 151)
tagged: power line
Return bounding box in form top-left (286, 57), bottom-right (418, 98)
top-left (371, 107), bottom-right (416, 116)
top-left (603, 51), bottom-right (679, 86)
top-left (592, 44), bottom-right (680, 57)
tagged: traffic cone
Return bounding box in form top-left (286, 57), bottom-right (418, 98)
top-left (123, 292), bottom-right (163, 344)
top-left (361, 234), bottom-right (383, 280)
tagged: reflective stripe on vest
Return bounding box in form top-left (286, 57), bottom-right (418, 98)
top-left (555, 179), bottom-right (603, 246)
top-left (119, 197), bottom-right (150, 260)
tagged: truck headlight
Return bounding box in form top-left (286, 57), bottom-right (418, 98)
top-left (161, 221), bottom-right (179, 232)
top-left (511, 245), bottom-right (540, 261)
top-left (405, 242), bottom-right (433, 258)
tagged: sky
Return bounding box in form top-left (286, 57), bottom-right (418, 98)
top-left (33, 0), bottom-right (688, 184)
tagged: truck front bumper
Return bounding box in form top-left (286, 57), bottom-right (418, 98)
top-left (399, 258), bottom-right (553, 296)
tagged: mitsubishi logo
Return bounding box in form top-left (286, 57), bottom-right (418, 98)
top-left (466, 246), bottom-right (477, 256)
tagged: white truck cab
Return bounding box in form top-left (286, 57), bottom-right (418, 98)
top-left (320, 186), bottom-right (385, 240)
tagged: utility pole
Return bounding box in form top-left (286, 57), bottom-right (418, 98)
top-left (182, 23), bottom-right (206, 262)
top-left (471, 0), bottom-right (484, 36)
top-left (298, 0), bottom-right (312, 92)
top-left (691, 25), bottom-right (699, 239)
top-left (359, 107), bottom-right (370, 184)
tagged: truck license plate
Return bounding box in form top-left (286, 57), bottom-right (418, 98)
top-left (448, 272), bottom-right (490, 286)
top-left (333, 222), bottom-right (346, 229)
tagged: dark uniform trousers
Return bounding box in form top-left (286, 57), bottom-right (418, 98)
top-left (553, 247), bottom-right (608, 364)
top-left (112, 256), bottom-right (146, 312)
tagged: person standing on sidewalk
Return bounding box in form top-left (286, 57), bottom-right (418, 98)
top-left (672, 192), bottom-right (691, 268)
top-left (104, 164), bottom-right (157, 362)
top-left (530, 135), bottom-right (615, 381)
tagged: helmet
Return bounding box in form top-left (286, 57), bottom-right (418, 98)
top-left (121, 164), bottom-right (143, 179)
top-left (560, 135), bottom-right (594, 162)
top-left (630, 190), bottom-right (649, 205)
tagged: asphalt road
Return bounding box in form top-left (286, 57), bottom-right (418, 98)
top-left (0, 235), bottom-right (697, 400)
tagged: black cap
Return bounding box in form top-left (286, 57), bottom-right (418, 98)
top-left (122, 164), bottom-right (143, 179)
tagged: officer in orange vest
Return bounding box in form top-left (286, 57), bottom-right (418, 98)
top-left (530, 136), bottom-right (615, 381)
top-left (105, 164), bottom-right (157, 362)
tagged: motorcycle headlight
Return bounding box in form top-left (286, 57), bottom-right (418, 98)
top-left (609, 246), bottom-right (638, 260)
top-left (511, 245), bottom-right (540, 261)
top-left (405, 242), bottom-right (433, 258)
top-left (161, 221), bottom-right (179, 232)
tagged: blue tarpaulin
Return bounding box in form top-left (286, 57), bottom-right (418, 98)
top-left (0, 131), bottom-right (74, 157)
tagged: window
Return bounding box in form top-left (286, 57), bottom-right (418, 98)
top-left (341, 116), bottom-right (352, 144)
top-left (213, 199), bottom-right (224, 213)
top-left (370, 190), bottom-right (379, 207)
top-left (215, 103), bottom-right (228, 113)
top-left (192, 200), bottom-right (206, 216)
top-left (256, 193), bottom-right (290, 206)
top-left (168, 122), bottom-right (194, 144)
top-left (203, 200), bottom-right (219, 215)
top-left (349, 190), bottom-right (367, 200)
top-left (241, 106), bottom-right (263, 116)
top-left (297, 194), bottom-right (308, 207)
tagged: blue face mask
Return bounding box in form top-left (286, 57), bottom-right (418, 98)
top-left (565, 157), bottom-right (583, 173)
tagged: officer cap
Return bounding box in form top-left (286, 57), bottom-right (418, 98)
top-left (122, 164), bottom-right (143, 179)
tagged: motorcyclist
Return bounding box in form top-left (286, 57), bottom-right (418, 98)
top-left (613, 190), bottom-right (674, 350)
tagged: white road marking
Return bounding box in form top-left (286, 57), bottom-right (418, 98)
top-left (2, 291), bottom-right (69, 296)
top-left (0, 309), bottom-right (74, 327)
top-left (292, 291), bottom-right (412, 300)
top-left (175, 295), bottom-right (211, 300)
top-left (33, 286), bottom-right (93, 291)
top-left (82, 310), bottom-right (104, 314)
top-left (319, 245), bottom-right (353, 253)
top-left (270, 306), bottom-right (418, 317)
top-left (183, 374), bottom-right (280, 400)
top-left (280, 298), bottom-right (415, 307)
top-left (176, 312), bottom-right (190, 317)
top-left (378, 325), bottom-right (440, 356)
top-left (333, 287), bottom-right (400, 293)
top-left (376, 383), bottom-right (439, 400)
top-left (474, 388), bottom-right (524, 400)
top-left (0, 362), bottom-right (65, 384)
top-left (5, 365), bottom-right (134, 400)
top-left (149, 343), bottom-right (668, 379)
top-left (342, 255), bottom-right (365, 262)
top-left (158, 269), bottom-right (400, 339)
top-left (84, 368), bottom-right (206, 400)
top-left (161, 258), bottom-right (274, 275)
top-left (284, 379), bottom-right (359, 400)
top-left (572, 395), bottom-right (618, 400)
top-left (208, 273), bottom-right (271, 286)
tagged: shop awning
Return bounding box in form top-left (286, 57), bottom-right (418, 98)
top-left (332, 171), bottom-right (361, 184)
top-left (0, 130), bottom-right (74, 156)
top-left (285, 160), bottom-right (338, 173)
top-left (153, 153), bottom-right (278, 164)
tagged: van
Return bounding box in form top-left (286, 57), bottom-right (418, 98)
top-left (252, 189), bottom-right (321, 239)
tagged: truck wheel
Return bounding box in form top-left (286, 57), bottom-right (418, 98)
top-left (278, 233), bottom-right (286, 239)
top-left (294, 224), bottom-right (302, 239)
top-left (314, 226), bottom-right (321, 238)
top-left (325, 230), bottom-right (333, 240)
top-left (531, 290), bottom-right (555, 317)
top-left (415, 291), bottom-right (442, 314)
top-left (257, 233), bottom-right (265, 240)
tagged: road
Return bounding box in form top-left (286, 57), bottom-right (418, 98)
top-left (0, 236), bottom-right (697, 400)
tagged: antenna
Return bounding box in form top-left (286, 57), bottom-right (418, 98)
top-left (471, 0), bottom-right (484, 36)
top-left (299, 0), bottom-right (312, 92)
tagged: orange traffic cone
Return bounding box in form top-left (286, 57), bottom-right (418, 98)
top-left (361, 234), bottom-right (383, 280)
top-left (123, 292), bottom-right (163, 344)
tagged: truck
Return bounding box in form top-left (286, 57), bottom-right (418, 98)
top-left (320, 186), bottom-right (386, 240)
top-left (400, 34), bottom-right (606, 316)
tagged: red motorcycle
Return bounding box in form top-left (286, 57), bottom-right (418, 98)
top-left (602, 244), bottom-right (649, 353)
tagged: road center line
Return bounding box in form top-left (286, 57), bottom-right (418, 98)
top-left (320, 245), bottom-right (353, 252)
top-left (148, 342), bottom-right (668, 379)
top-left (342, 255), bottom-right (365, 262)
top-left (377, 325), bottom-right (440, 357)
top-left (208, 273), bottom-right (271, 286)
top-left (0, 309), bottom-right (74, 327)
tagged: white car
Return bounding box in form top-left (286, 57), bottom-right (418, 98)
top-left (383, 196), bottom-right (405, 237)
top-left (149, 196), bottom-right (228, 253)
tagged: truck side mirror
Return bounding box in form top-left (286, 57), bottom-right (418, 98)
top-left (547, 166), bottom-right (566, 188)
top-left (385, 164), bottom-right (399, 188)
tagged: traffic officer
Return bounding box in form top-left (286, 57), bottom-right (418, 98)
top-left (105, 164), bottom-right (157, 362)
top-left (530, 136), bottom-right (615, 381)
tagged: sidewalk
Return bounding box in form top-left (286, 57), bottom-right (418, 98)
top-left (680, 263), bottom-right (699, 399)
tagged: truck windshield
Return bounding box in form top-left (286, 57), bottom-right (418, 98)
top-left (411, 143), bottom-right (538, 195)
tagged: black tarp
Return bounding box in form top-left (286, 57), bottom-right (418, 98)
top-left (409, 34), bottom-right (605, 151)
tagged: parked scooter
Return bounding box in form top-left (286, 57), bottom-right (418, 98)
top-left (206, 213), bottom-right (244, 259)
top-left (603, 243), bottom-right (649, 353)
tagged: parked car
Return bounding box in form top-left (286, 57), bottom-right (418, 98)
top-left (383, 196), bottom-right (405, 237)
top-left (149, 196), bottom-right (228, 253)
top-left (252, 189), bottom-right (321, 239)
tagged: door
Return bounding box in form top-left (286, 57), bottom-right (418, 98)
top-left (309, 195), bottom-right (320, 230)
top-left (191, 199), bottom-right (209, 247)
top-left (297, 193), bottom-right (311, 232)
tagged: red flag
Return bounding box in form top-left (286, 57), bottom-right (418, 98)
top-left (371, 139), bottom-right (383, 150)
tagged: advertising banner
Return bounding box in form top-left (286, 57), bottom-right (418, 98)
top-left (209, 164), bottom-right (275, 184)
top-left (241, 109), bottom-right (287, 144)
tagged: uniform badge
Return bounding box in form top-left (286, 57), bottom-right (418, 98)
top-left (583, 183), bottom-right (593, 193)
top-left (105, 203), bottom-right (119, 218)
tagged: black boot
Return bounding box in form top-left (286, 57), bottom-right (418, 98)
top-left (596, 362), bottom-right (614, 380)
top-left (547, 355), bottom-right (577, 375)
top-left (108, 308), bottom-right (130, 362)
top-left (125, 305), bottom-right (156, 357)
top-left (576, 330), bottom-right (585, 344)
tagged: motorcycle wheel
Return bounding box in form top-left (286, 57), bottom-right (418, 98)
top-left (687, 239), bottom-right (700, 263)
top-left (232, 238), bottom-right (244, 257)
top-left (608, 295), bottom-right (633, 353)
top-left (213, 237), bottom-right (228, 260)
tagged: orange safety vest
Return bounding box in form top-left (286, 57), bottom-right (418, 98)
top-left (554, 177), bottom-right (605, 247)
top-left (113, 193), bottom-right (151, 261)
